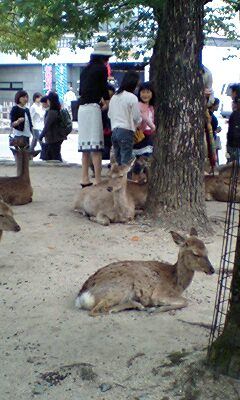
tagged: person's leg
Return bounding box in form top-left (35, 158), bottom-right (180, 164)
top-left (118, 129), bottom-right (134, 165)
top-left (111, 129), bottom-right (121, 165)
top-left (81, 152), bottom-right (91, 185)
top-left (91, 151), bottom-right (102, 184)
top-left (52, 142), bottom-right (62, 161)
top-left (30, 129), bottom-right (39, 151)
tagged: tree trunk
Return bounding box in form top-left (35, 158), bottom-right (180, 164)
top-left (208, 218), bottom-right (240, 378)
top-left (147, 0), bottom-right (208, 231)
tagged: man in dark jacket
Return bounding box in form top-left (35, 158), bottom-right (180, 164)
top-left (227, 96), bottom-right (240, 162)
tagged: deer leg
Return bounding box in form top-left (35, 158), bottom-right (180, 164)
top-left (90, 213), bottom-right (110, 226)
top-left (153, 297), bottom-right (188, 313)
top-left (89, 299), bottom-right (112, 316)
top-left (109, 301), bottom-right (145, 314)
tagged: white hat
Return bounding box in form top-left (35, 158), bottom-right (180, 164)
top-left (92, 41), bottom-right (112, 56)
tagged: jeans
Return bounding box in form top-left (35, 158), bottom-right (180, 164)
top-left (30, 129), bottom-right (41, 151)
top-left (111, 127), bottom-right (134, 165)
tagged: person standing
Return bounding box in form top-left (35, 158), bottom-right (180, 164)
top-left (30, 92), bottom-right (45, 151)
top-left (108, 71), bottom-right (141, 165)
top-left (78, 41), bottom-right (112, 187)
top-left (39, 92), bottom-right (63, 162)
top-left (64, 87), bottom-right (76, 112)
top-left (10, 90), bottom-right (33, 147)
top-left (227, 96), bottom-right (240, 163)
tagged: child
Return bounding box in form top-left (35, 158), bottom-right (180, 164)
top-left (227, 96), bottom-right (240, 163)
top-left (108, 71), bottom-right (141, 165)
top-left (133, 82), bottom-right (156, 158)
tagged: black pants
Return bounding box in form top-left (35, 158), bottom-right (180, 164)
top-left (45, 142), bottom-right (63, 161)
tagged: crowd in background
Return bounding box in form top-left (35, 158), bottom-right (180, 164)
top-left (7, 41), bottom-right (240, 183)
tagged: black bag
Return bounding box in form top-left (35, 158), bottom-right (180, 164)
top-left (59, 109), bottom-right (73, 139)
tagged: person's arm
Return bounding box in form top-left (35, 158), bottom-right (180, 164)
top-left (132, 98), bottom-right (142, 127)
top-left (10, 107), bottom-right (24, 128)
top-left (39, 110), bottom-right (57, 140)
top-left (140, 104), bottom-right (155, 130)
top-left (99, 66), bottom-right (110, 102)
top-left (30, 104), bottom-right (36, 120)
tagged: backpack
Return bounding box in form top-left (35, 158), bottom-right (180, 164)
top-left (59, 108), bottom-right (72, 139)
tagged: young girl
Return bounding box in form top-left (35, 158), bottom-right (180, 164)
top-left (133, 82), bottom-right (155, 158)
top-left (108, 71), bottom-right (141, 165)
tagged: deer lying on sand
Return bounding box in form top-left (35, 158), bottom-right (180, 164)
top-left (204, 174), bottom-right (240, 202)
top-left (75, 160), bottom-right (138, 225)
top-left (0, 197), bottom-right (21, 241)
top-left (0, 146), bottom-right (33, 205)
top-left (75, 228), bottom-right (214, 316)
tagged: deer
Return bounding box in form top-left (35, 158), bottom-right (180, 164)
top-left (0, 197), bottom-right (21, 241)
top-left (74, 160), bottom-right (137, 225)
top-left (204, 174), bottom-right (240, 202)
top-left (75, 228), bottom-right (214, 316)
top-left (0, 146), bottom-right (34, 205)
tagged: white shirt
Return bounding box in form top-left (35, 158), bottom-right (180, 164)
top-left (30, 103), bottom-right (45, 130)
top-left (108, 91), bottom-right (142, 132)
top-left (64, 90), bottom-right (76, 108)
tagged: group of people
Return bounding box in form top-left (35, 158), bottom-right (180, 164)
top-left (204, 66), bottom-right (240, 171)
top-left (10, 90), bottom-right (68, 161)
top-left (10, 40), bottom-right (240, 183)
top-left (77, 41), bottom-right (156, 187)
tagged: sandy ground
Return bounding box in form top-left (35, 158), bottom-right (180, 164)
top-left (0, 162), bottom-right (239, 400)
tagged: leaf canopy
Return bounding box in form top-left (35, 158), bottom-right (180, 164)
top-left (0, 0), bottom-right (239, 59)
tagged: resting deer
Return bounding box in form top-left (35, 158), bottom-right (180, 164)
top-left (0, 146), bottom-right (33, 205)
top-left (204, 174), bottom-right (240, 202)
top-left (0, 198), bottom-right (21, 241)
top-left (74, 160), bottom-right (136, 225)
top-left (75, 228), bottom-right (214, 316)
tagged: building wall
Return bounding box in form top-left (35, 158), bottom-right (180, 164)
top-left (0, 65), bottom-right (43, 103)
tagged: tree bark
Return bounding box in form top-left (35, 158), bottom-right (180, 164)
top-left (147, 0), bottom-right (208, 231)
top-left (208, 217), bottom-right (240, 378)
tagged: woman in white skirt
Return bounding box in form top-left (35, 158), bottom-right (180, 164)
top-left (78, 41), bottom-right (112, 186)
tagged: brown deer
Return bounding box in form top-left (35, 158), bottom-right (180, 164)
top-left (74, 160), bottom-right (137, 225)
top-left (204, 174), bottom-right (240, 202)
top-left (75, 228), bottom-right (214, 316)
top-left (0, 146), bottom-right (33, 205)
top-left (0, 197), bottom-right (21, 241)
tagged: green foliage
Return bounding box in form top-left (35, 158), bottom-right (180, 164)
top-left (0, 0), bottom-right (239, 59)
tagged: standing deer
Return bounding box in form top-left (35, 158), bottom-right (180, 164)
top-left (75, 228), bottom-right (214, 316)
top-left (0, 146), bottom-right (33, 205)
top-left (74, 160), bottom-right (136, 225)
top-left (0, 198), bottom-right (21, 241)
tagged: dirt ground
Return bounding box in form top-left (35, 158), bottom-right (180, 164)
top-left (0, 162), bottom-right (240, 400)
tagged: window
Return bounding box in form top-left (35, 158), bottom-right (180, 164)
top-left (0, 82), bottom-right (23, 90)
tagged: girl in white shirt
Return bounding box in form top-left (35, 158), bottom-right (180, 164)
top-left (108, 71), bottom-right (141, 165)
top-left (30, 92), bottom-right (45, 151)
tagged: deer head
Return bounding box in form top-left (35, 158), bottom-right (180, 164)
top-left (0, 198), bottom-right (21, 233)
top-left (107, 159), bottom-right (135, 193)
top-left (170, 228), bottom-right (214, 275)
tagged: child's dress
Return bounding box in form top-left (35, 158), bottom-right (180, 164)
top-left (133, 102), bottom-right (155, 157)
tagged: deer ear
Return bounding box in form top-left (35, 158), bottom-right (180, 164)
top-left (0, 195), bottom-right (3, 201)
top-left (190, 227), bottom-right (198, 237)
top-left (170, 231), bottom-right (186, 245)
